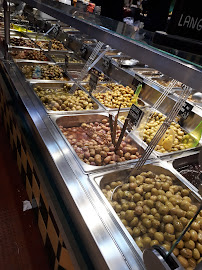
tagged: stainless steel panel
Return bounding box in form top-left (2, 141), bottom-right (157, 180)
top-left (51, 113), bottom-right (148, 173)
top-left (31, 82), bottom-right (103, 114)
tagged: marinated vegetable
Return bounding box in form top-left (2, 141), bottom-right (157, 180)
top-left (59, 118), bottom-right (142, 166)
top-left (102, 171), bottom-right (202, 269)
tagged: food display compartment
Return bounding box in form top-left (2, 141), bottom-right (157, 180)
top-left (83, 39), bottom-right (98, 45)
top-left (50, 53), bottom-right (85, 65)
top-left (135, 69), bottom-right (162, 77)
top-left (33, 39), bottom-right (68, 52)
top-left (31, 82), bottom-right (103, 114)
top-left (17, 61), bottom-right (70, 82)
top-left (25, 32), bottom-right (51, 40)
top-left (173, 89), bottom-right (202, 109)
top-left (172, 152), bottom-right (202, 191)
top-left (51, 113), bottom-right (148, 173)
top-left (151, 77), bottom-right (182, 89)
top-left (84, 82), bottom-right (148, 111)
top-left (104, 49), bottom-right (122, 56)
top-left (10, 31), bottom-right (26, 38)
top-left (137, 109), bottom-right (202, 159)
top-left (90, 162), bottom-right (202, 268)
top-left (9, 47), bottom-right (53, 62)
top-left (61, 27), bottom-right (80, 33)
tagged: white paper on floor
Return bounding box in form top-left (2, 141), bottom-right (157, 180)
top-left (23, 200), bottom-right (32, 211)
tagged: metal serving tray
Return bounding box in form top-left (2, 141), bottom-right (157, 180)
top-left (17, 61), bottom-right (70, 82)
top-left (51, 113), bottom-right (149, 173)
top-left (151, 77), bottom-right (182, 89)
top-left (33, 41), bottom-right (69, 53)
top-left (172, 89), bottom-right (202, 109)
top-left (84, 82), bottom-right (148, 112)
top-left (10, 31), bottom-right (26, 38)
top-left (50, 53), bottom-right (85, 64)
top-left (31, 82), bottom-right (103, 114)
top-left (10, 47), bottom-right (53, 62)
top-left (136, 108), bottom-right (202, 159)
top-left (89, 161), bottom-right (201, 260)
top-left (171, 152), bottom-right (202, 192)
top-left (25, 32), bottom-right (50, 40)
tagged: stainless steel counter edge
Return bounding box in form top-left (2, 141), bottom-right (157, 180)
top-left (0, 57), bottom-right (145, 269)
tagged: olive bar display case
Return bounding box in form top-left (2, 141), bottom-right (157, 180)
top-left (0, 1), bottom-right (202, 270)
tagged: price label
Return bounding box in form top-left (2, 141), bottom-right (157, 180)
top-left (178, 101), bottom-right (193, 120)
top-left (52, 24), bottom-right (61, 38)
top-left (80, 44), bottom-right (88, 57)
top-left (89, 73), bottom-right (99, 93)
top-left (48, 41), bottom-right (52, 52)
top-left (127, 104), bottom-right (144, 131)
top-left (65, 55), bottom-right (69, 68)
top-left (102, 57), bottom-right (111, 74)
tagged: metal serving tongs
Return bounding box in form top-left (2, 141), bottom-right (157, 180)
top-left (111, 84), bottom-right (192, 201)
top-left (109, 104), bottom-right (129, 149)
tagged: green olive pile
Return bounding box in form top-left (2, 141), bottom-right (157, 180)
top-left (92, 83), bottom-right (135, 109)
top-left (141, 112), bottom-right (192, 153)
top-left (102, 171), bottom-right (202, 270)
top-left (34, 84), bottom-right (96, 111)
top-left (21, 64), bottom-right (65, 80)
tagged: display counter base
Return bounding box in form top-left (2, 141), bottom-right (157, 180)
top-left (0, 119), bottom-right (51, 270)
top-left (0, 85), bottom-right (77, 270)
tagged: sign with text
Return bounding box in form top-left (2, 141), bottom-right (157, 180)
top-left (102, 57), bottom-right (111, 74)
top-left (178, 101), bottom-right (193, 120)
top-left (168, 0), bottom-right (202, 41)
top-left (127, 104), bottom-right (144, 131)
top-left (80, 44), bottom-right (88, 57)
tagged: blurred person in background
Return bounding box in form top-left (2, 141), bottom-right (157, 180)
top-left (93, 0), bottom-right (124, 21)
top-left (142, 0), bottom-right (172, 31)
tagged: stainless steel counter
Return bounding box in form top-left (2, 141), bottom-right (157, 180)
top-left (0, 8), bottom-right (202, 270)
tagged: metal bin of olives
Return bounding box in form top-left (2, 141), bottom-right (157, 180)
top-left (17, 61), bottom-right (70, 82)
top-left (25, 32), bottom-right (51, 40)
top-left (34, 39), bottom-right (68, 52)
top-left (10, 36), bottom-right (37, 49)
top-left (84, 82), bottom-right (147, 111)
top-left (32, 82), bottom-right (103, 114)
top-left (49, 52), bottom-right (84, 64)
top-left (137, 110), bottom-right (202, 158)
top-left (10, 47), bottom-right (52, 62)
top-left (51, 113), bottom-right (147, 173)
top-left (90, 162), bottom-right (202, 270)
